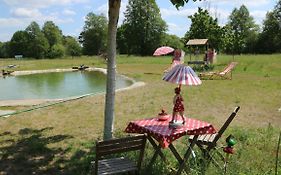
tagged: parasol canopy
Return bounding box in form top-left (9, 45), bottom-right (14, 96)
top-left (163, 64), bottom-right (202, 86)
top-left (153, 46), bottom-right (174, 56)
top-left (171, 60), bottom-right (182, 67)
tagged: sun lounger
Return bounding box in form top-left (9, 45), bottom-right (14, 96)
top-left (199, 62), bottom-right (238, 80)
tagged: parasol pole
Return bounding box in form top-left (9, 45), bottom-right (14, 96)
top-left (178, 84), bottom-right (182, 89)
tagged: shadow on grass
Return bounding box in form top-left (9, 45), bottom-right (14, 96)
top-left (0, 127), bottom-right (95, 175)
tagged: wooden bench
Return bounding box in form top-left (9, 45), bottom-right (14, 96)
top-left (94, 134), bottom-right (147, 175)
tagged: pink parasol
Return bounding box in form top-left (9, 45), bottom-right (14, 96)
top-left (153, 46), bottom-right (174, 56)
top-left (163, 64), bottom-right (202, 87)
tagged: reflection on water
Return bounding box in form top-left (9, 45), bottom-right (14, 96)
top-left (0, 71), bottom-right (132, 100)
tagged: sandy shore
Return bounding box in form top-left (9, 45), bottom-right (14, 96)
top-left (0, 68), bottom-right (145, 107)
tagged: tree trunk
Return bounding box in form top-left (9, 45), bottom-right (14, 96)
top-left (103, 0), bottom-right (121, 140)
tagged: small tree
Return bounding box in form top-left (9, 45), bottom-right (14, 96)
top-left (47, 44), bottom-right (65, 58)
top-left (42, 21), bottom-right (63, 47)
top-left (161, 34), bottom-right (184, 50)
top-left (226, 5), bottom-right (259, 54)
top-left (63, 36), bottom-right (82, 57)
top-left (184, 7), bottom-right (222, 50)
top-left (79, 13), bottom-right (108, 55)
top-left (25, 21), bottom-right (49, 59)
top-left (0, 42), bottom-right (12, 58)
top-left (10, 31), bottom-right (29, 56)
top-left (121, 0), bottom-right (167, 55)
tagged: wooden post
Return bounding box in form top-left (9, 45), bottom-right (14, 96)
top-left (276, 131), bottom-right (281, 175)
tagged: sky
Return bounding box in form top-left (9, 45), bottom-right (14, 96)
top-left (0, 0), bottom-right (277, 42)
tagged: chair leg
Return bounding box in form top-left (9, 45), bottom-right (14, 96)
top-left (195, 145), bottom-right (225, 173)
top-left (203, 149), bottom-right (225, 171)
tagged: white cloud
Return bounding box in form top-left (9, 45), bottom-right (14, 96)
top-left (206, 7), bottom-right (230, 25)
top-left (11, 8), bottom-right (42, 18)
top-left (0, 18), bottom-right (30, 41)
top-left (0, 32), bottom-right (14, 42)
top-left (95, 0), bottom-right (128, 25)
top-left (96, 3), bottom-right (107, 15)
top-left (0, 9), bottom-right (74, 31)
top-left (0, 13), bottom-right (75, 41)
top-left (10, 7), bottom-right (74, 24)
top-left (251, 10), bottom-right (268, 24)
top-left (166, 22), bottom-right (191, 37)
top-left (206, 0), bottom-right (270, 7)
top-left (167, 22), bottom-right (186, 33)
top-left (232, 0), bottom-right (270, 7)
top-left (0, 18), bottom-right (26, 28)
top-left (3, 0), bottom-right (89, 9)
top-left (160, 7), bottom-right (197, 18)
top-left (64, 27), bottom-right (83, 37)
top-left (62, 9), bottom-right (76, 16)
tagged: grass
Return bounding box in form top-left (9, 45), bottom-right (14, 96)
top-left (0, 54), bottom-right (281, 174)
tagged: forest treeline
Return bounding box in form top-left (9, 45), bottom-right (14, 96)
top-left (1, 0), bottom-right (281, 59)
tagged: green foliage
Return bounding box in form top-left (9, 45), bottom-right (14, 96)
top-left (161, 34), bottom-right (184, 50)
top-left (25, 21), bottom-right (49, 59)
top-left (191, 63), bottom-right (214, 72)
top-left (221, 25), bottom-right (232, 54)
top-left (10, 31), bottom-right (29, 57)
top-left (257, 1), bottom-right (281, 53)
top-left (116, 25), bottom-right (128, 54)
top-left (170, 0), bottom-right (201, 9)
top-left (42, 21), bottom-right (63, 47)
top-left (0, 42), bottom-right (2, 58)
top-left (120, 0), bottom-right (167, 55)
top-left (184, 7), bottom-right (223, 50)
top-left (46, 44), bottom-right (65, 58)
top-left (0, 42), bottom-right (11, 58)
top-left (79, 13), bottom-right (108, 55)
top-left (225, 5), bottom-right (259, 54)
top-left (63, 36), bottom-right (82, 57)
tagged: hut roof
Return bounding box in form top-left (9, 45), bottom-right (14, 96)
top-left (186, 39), bottom-right (208, 46)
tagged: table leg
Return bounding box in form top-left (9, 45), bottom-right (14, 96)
top-left (169, 143), bottom-right (183, 164)
top-left (147, 135), bottom-right (166, 161)
top-left (145, 135), bottom-right (167, 171)
top-left (176, 135), bottom-right (199, 175)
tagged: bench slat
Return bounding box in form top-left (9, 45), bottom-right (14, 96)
top-left (97, 139), bottom-right (144, 150)
top-left (97, 145), bottom-right (144, 157)
top-left (94, 135), bottom-right (147, 175)
top-left (97, 135), bottom-right (145, 145)
top-left (97, 157), bottom-right (137, 175)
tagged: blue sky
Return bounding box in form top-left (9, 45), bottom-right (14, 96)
top-left (0, 0), bottom-right (276, 42)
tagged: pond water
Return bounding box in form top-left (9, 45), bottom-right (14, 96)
top-left (0, 71), bottom-right (132, 100)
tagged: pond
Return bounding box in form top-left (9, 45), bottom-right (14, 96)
top-left (0, 70), bottom-right (132, 100)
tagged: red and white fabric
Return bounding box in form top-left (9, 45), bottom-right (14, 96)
top-left (153, 46), bottom-right (174, 56)
top-left (125, 115), bottom-right (216, 148)
top-left (163, 64), bottom-right (202, 86)
top-left (171, 60), bottom-right (182, 68)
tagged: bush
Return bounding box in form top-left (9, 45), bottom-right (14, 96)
top-left (47, 44), bottom-right (65, 58)
top-left (192, 64), bottom-right (214, 72)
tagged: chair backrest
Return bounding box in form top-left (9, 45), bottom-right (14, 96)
top-left (219, 62), bottom-right (238, 75)
top-left (95, 134), bottom-right (147, 174)
top-left (207, 106), bottom-right (240, 150)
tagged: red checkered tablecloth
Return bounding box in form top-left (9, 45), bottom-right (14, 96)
top-left (125, 115), bottom-right (216, 148)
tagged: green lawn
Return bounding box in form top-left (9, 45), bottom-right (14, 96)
top-left (0, 54), bottom-right (280, 174)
